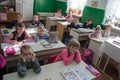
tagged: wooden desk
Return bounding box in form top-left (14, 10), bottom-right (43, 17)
top-left (70, 28), bottom-right (94, 41)
top-left (3, 61), bottom-right (98, 80)
top-left (57, 21), bottom-right (70, 40)
top-left (1, 41), bottom-right (66, 69)
top-left (46, 17), bottom-right (66, 31)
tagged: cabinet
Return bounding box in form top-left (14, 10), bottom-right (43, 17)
top-left (16, 0), bottom-right (33, 21)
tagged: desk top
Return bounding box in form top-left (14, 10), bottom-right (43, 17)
top-left (1, 40), bottom-right (66, 57)
top-left (47, 17), bottom-right (66, 21)
top-left (3, 61), bottom-right (96, 80)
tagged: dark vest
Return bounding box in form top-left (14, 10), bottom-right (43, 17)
top-left (11, 31), bottom-right (25, 41)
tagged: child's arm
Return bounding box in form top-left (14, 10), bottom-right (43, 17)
top-left (17, 60), bottom-right (27, 78)
top-left (4, 33), bottom-right (14, 44)
top-left (62, 51), bottom-right (74, 65)
top-left (32, 57), bottom-right (41, 73)
top-left (74, 50), bottom-right (81, 63)
top-left (23, 32), bottom-right (33, 42)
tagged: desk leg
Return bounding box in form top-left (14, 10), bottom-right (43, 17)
top-left (103, 56), bottom-right (110, 72)
top-left (97, 54), bottom-right (103, 67)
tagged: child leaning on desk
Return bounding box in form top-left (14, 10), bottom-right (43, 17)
top-left (54, 39), bottom-right (82, 65)
top-left (17, 45), bottom-right (41, 78)
top-left (54, 9), bottom-right (63, 18)
top-left (102, 24), bottom-right (111, 37)
top-left (34, 27), bottom-right (50, 42)
top-left (4, 22), bottom-right (33, 44)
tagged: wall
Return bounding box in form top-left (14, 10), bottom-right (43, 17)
top-left (34, 0), bottom-right (56, 14)
top-left (81, 0), bottom-right (107, 27)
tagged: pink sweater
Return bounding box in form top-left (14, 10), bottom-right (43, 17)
top-left (4, 31), bottom-right (33, 44)
top-left (54, 49), bottom-right (81, 65)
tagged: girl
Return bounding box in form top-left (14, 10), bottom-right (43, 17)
top-left (17, 45), bottom-right (41, 77)
top-left (102, 25), bottom-right (111, 37)
top-left (34, 27), bottom-right (50, 42)
top-left (54, 9), bottom-right (63, 18)
top-left (28, 15), bottom-right (44, 28)
top-left (54, 39), bottom-right (81, 65)
top-left (89, 25), bottom-right (102, 39)
top-left (4, 22), bottom-right (33, 44)
top-left (66, 10), bottom-right (73, 22)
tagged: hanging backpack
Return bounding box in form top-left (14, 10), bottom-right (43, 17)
top-left (5, 46), bottom-right (16, 56)
top-left (81, 48), bottom-right (93, 64)
top-left (0, 54), bottom-right (6, 69)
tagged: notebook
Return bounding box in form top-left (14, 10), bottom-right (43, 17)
top-left (49, 31), bottom-right (58, 43)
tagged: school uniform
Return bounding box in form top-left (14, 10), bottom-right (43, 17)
top-left (28, 21), bottom-right (44, 28)
top-left (82, 22), bottom-right (93, 29)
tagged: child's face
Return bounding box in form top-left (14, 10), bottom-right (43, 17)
top-left (87, 20), bottom-right (92, 24)
top-left (96, 28), bottom-right (101, 33)
top-left (69, 46), bottom-right (78, 54)
top-left (17, 16), bottom-right (23, 22)
top-left (22, 49), bottom-right (32, 60)
top-left (106, 26), bottom-right (111, 31)
top-left (16, 26), bottom-right (25, 34)
top-left (37, 28), bottom-right (44, 35)
top-left (33, 16), bottom-right (39, 22)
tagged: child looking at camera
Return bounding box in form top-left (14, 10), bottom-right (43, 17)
top-left (34, 27), bottom-right (50, 42)
top-left (17, 45), bottom-right (41, 77)
top-left (54, 39), bottom-right (81, 65)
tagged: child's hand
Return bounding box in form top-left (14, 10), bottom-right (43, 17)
top-left (20, 55), bottom-right (26, 62)
top-left (10, 40), bottom-right (18, 44)
top-left (31, 53), bottom-right (36, 62)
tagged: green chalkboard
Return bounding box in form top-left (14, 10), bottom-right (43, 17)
top-left (81, 6), bottom-right (105, 27)
top-left (55, 1), bottom-right (67, 16)
top-left (34, 0), bottom-right (56, 14)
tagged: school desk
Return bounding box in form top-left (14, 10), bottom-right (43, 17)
top-left (97, 38), bottom-right (120, 72)
top-left (46, 17), bottom-right (66, 31)
top-left (1, 41), bottom-right (66, 70)
top-left (70, 28), bottom-right (94, 41)
top-left (3, 61), bottom-right (97, 80)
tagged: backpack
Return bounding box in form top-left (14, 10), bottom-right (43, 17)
top-left (0, 54), bottom-right (6, 69)
top-left (81, 48), bottom-right (93, 64)
top-left (5, 46), bottom-right (16, 56)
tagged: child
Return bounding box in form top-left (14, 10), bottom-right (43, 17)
top-left (4, 22), bottom-right (33, 44)
top-left (17, 45), bottom-right (41, 77)
top-left (54, 39), bottom-right (81, 65)
top-left (28, 15), bottom-right (44, 28)
top-left (102, 25), bottom-right (111, 37)
top-left (66, 10), bottom-right (73, 22)
top-left (89, 25), bottom-right (102, 39)
top-left (34, 27), bottom-right (50, 42)
top-left (6, 14), bottom-right (23, 29)
top-left (54, 9), bottom-right (63, 18)
top-left (83, 19), bottom-right (93, 29)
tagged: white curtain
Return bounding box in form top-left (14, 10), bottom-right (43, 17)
top-left (105, 0), bottom-right (120, 23)
top-left (67, 0), bottom-right (86, 12)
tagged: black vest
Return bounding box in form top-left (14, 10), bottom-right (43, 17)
top-left (11, 31), bottom-right (25, 41)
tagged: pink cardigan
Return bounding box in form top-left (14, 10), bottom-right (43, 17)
top-left (4, 31), bottom-right (33, 44)
top-left (54, 49), bottom-right (81, 65)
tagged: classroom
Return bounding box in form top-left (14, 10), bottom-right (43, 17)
top-left (0, 0), bottom-right (120, 80)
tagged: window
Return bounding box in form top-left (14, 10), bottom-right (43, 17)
top-left (104, 0), bottom-right (120, 28)
top-left (67, 0), bottom-right (87, 15)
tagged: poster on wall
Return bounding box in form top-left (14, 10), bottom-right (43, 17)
top-left (91, 1), bottom-right (98, 7)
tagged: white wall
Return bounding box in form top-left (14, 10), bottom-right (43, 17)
top-left (86, 0), bottom-right (107, 10)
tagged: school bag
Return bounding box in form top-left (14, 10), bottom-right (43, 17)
top-left (5, 46), bottom-right (16, 56)
top-left (81, 48), bottom-right (93, 64)
top-left (0, 54), bottom-right (6, 69)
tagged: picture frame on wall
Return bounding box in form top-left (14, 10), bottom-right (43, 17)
top-left (91, 1), bottom-right (98, 7)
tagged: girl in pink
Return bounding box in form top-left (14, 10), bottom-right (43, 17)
top-left (4, 22), bottom-right (33, 44)
top-left (54, 39), bottom-right (81, 65)
top-left (89, 25), bottom-right (102, 39)
top-left (66, 10), bottom-right (73, 22)
top-left (54, 9), bottom-right (62, 18)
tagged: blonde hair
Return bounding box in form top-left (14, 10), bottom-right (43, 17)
top-left (67, 39), bottom-right (80, 48)
top-left (16, 14), bottom-right (23, 19)
top-left (95, 25), bottom-right (102, 30)
top-left (20, 45), bottom-right (33, 55)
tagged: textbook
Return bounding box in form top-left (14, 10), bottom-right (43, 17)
top-left (61, 68), bottom-right (81, 80)
top-left (1, 28), bottom-right (15, 36)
